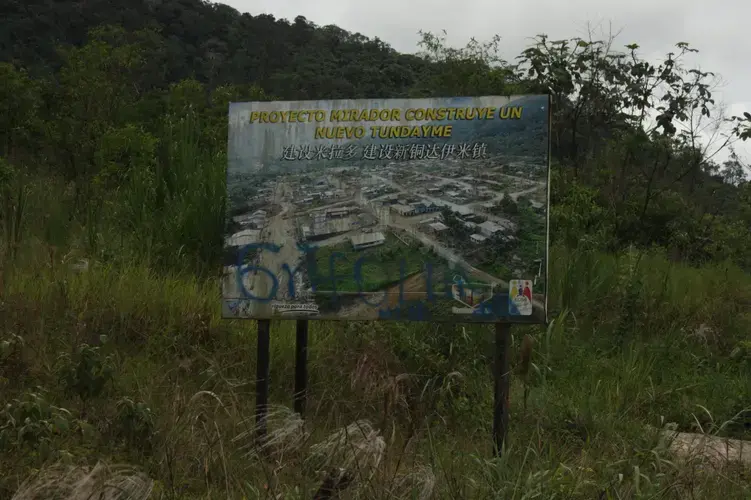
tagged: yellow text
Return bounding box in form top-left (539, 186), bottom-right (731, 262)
top-left (249, 110), bottom-right (326, 123)
top-left (314, 126), bottom-right (367, 139)
top-left (498, 106), bottom-right (523, 119)
top-left (329, 108), bottom-right (402, 122)
top-left (369, 125), bottom-right (453, 139)
top-left (404, 107), bottom-right (497, 121)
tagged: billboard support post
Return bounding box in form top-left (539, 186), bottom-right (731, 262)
top-left (256, 319), bottom-right (271, 442)
top-left (294, 319), bottom-right (309, 416)
top-left (493, 322), bottom-right (511, 457)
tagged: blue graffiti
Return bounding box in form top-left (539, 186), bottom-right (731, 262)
top-left (378, 301), bottom-right (432, 320)
top-left (230, 242), bottom-right (519, 320)
top-left (235, 242), bottom-right (280, 302)
top-left (280, 242), bottom-right (320, 297)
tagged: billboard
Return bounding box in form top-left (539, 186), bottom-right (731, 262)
top-left (223, 95), bottom-right (550, 323)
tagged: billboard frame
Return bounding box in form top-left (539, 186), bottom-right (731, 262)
top-left (223, 94), bottom-right (552, 325)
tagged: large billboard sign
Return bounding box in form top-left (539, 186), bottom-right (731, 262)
top-left (223, 96), bottom-right (550, 323)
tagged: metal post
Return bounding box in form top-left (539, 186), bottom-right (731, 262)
top-left (294, 319), bottom-right (309, 416)
top-left (493, 322), bottom-right (511, 457)
top-left (256, 319), bottom-right (271, 441)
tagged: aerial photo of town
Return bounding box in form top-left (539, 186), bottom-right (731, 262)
top-left (222, 95), bottom-right (550, 323)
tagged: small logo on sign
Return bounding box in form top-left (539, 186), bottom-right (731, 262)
top-left (509, 279), bottom-right (533, 316)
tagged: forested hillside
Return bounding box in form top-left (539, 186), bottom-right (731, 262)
top-left (2, 0), bottom-right (750, 270)
top-left (1, 1), bottom-right (750, 498)
top-left (2, 0), bottom-right (429, 98)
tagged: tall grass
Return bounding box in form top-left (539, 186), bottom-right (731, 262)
top-left (1, 231), bottom-right (749, 497)
top-left (0, 158), bottom-right (29, 264)
top-left (102, 108), bottom-right (227, 275)
top-left (0, 121), bottom-right (749, 497)
top-left (152, 110), bottom-right (226, 274)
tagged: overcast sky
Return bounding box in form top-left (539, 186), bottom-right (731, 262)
top-left (223, 0), bottom-right (751, 167)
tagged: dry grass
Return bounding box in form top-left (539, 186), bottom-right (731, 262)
top-left (233, 404), bottom-right (309, 461)
top-left (308, 420), bottom-right (386, 479)
top-left (2, 242), bottom-right (750, 498)
top-left (11, 462), bottom-right (153, 500)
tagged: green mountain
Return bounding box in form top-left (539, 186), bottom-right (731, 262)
top-left (1, 0), bottom-right (431, 97)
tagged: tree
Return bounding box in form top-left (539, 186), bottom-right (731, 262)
top-left (50, 27), bottom-right (147, 206)
top-left (413, 30), bottom-right (523, 97)
top-left (0, 63), bottom-right (42, 164)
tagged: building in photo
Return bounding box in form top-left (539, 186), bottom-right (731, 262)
top-left (428, 222), bottom-right (449, 234)
top-left (391, 204), bottom-right (416, 216)
top-left (351, 231), bottom-right (386, 250)
top-left (478, 220), bottom-right (507, 238)
top-left (470, 233), bottom-right (487, 244)
top-left (225, 229), bottom-right (261, 248)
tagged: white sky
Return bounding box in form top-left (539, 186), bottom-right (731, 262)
top-left (223, 0), bottom-right (751, 168)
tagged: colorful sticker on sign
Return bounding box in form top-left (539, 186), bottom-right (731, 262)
top-left (509, 279), bottom-right (533, 316)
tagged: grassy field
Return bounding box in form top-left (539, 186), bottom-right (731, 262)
top-left (1, 236), bottom-right (750, 498)
top-left (0, 136), bottom-right (748, 498)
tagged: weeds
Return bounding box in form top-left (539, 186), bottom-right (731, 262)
top-left (0, 165), bottom-right (749, 498)
top-left (11, 461), bottom-right (153, 500)
top-left (0, 158), bottom-right (29, 263)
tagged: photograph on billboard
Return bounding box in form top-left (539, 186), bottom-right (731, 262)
top-left (223, 95), bottom-right (550, 323)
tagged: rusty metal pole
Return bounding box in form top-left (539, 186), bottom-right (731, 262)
top-left (294, 319), bottom-right (309, 416)
top-left (493, 322), bottom-right (511, 457)
top-left (256, 319), bottom-right (271, 441)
